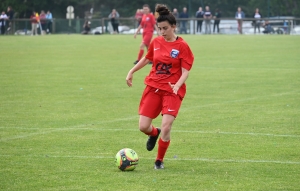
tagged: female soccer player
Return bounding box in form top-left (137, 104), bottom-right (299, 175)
top-left (126, 4), bottom-right (194, 169)
top-left (133, 4), bottom-right (159, 64)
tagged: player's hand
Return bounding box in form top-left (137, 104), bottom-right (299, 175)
top-left (126, 72), bottom-right (133, 87)
top-left (169, 82), bottom-right (179, 95)
top-left (134, 33), bottom-right (137, 39)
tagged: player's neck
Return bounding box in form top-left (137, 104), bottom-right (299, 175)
top-left (164, 35), bottom-right (178, 42)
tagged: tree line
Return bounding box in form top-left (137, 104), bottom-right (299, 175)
top-left (1, 0), bottom-right (299, 19)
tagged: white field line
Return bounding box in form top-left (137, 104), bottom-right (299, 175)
top-left (0, 91), bottom-right (299, 141)
top-left (195, 66), bottom-right (300, 71)
top-left (0, 127), bottom-right (299, 142)
top-left (180, 90), bottom-right (299, 112)
top-left (0, 154), bottom-right (299, 165)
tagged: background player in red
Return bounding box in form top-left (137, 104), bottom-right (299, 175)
top-left (126, 4), bottom-right (194, 169)
top-left (133, 4), bottom-right (159, 65)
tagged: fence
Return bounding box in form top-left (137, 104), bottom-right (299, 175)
top-left (5, 17), bottom-right (300, 35)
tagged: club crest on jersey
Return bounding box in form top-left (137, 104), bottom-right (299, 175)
top-left (170, 49), bottom-right (179, 58)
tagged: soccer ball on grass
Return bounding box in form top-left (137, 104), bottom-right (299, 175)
top-left (115, 148), bottom-right (139, 171)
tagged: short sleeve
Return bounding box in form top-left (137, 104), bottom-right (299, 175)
top-left (179, 43), bottom-right (194, 71)
top-left (145, 40), bottom-right (155, 61)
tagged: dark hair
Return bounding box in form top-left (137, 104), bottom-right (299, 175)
top-left (143, 4), bottom-right (150, 8)
top-left (156, 4), bottom-right (176, 25)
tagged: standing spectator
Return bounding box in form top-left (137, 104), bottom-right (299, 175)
top-left (179, 7), bottom-right (188, 34)
top-left (203, 6), bottom-right (212, 34)
top-left (195, 7), bottom-right (204, 34)
top-left (6, 6), bottom-right (14, 33)
top-left (0, 11), bottom-right (8, 34)
top-left (135, 9), bottom-right (143, 27)
top-left (172, 8), bottom-right (179, 19)
top-left (109, 9), bottom-right (120, 34)
top-left (213, 9), bottom-right (221, 34)
top-left (253, 8), bottom-right (262, 34)
top-left (46, 10), bottom-right (53, 34)
top-left (30, 11), bottom-right (38, 35)
top-left (235, 7), bottom-right (245, 34)
top-left (40, 10), bottom-right (46, 35)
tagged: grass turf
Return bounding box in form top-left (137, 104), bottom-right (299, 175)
top-left (0, 34), bottom-right (299, 190)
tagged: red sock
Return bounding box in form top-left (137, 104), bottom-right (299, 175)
top-left (145, 126), bottom-right (158, 136)
top-left (137, 49), bottom-right (144, 61)
top-left (156, 138), bottom-right (170, 162)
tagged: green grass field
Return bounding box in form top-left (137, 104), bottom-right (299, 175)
top-left (0, 34), bottom-right (299, 191)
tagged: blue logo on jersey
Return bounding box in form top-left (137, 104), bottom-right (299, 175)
top-left (170, 49), bottom-right (179, 58)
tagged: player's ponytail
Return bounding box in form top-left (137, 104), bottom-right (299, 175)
top-left (155, 4), bottom-right (176, 25)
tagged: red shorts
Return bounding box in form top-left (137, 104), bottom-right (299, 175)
top-left (139, 86), bottom-right (183, 119)
top-left (142, 32), bottom-right (153, 46)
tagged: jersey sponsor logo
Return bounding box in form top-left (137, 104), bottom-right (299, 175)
top-left (146, 17), bottom-right (150, 21)
top-left (170, 49), bottom-right (179, 58)
top-left (156, 63), bottom-right (172, 75)
top-left (154, 48), bottom-right (160, 51)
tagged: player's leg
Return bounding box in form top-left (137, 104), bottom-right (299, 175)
top-left (155, 92), bottom-right (182, 169)
top-left (154, 114), bottom-right (174, 169)
top-left (134, 42), bottom-right (145, 64)
top-left (139, 86), bottom-right (162, 150)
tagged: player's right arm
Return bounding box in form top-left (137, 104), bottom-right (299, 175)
top-left (134, 25), bottom-right (142, 38)
top-left (126, 57), bottom-right (150, 87)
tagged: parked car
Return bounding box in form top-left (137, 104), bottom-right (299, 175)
top-left (91, 25), bottom-right (130, 34)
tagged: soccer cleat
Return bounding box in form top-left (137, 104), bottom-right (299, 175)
top-left (154, 160), bottom-right (164, 169)
top-left (146, 128), bottom-right (161, 151)
top-left (133, 60), bottom-right (139, 65)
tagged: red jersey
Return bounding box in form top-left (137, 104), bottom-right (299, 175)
top-left (145, 36), bottom-right (194, 98)
top-left (140, 14), bottom-right (156, 33)
top-left (30, 15), bottom-right (37, 23)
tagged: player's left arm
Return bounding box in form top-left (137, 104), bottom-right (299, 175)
top-left (169, 68), bottom-right (189, 95)
top-left (169, 44), bottom-right (194, 94)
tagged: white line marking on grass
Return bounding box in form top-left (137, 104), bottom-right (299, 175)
top-left (0, 116), bottom-right (139, 141)
top-left (195, 67), bottom-right (300, 71)
top-left (1, 127), bottom-right (299, 142)
top-left (1, 154), bottom-right (299, 165)
top-left (0, 129), bottom-right (67, 141)
top-left (180, 91), bottom-right (299, 112)
top-left (1, 91), bottom-right (298, 141)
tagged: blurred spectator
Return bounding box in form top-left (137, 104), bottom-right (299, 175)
top-left (262, 20), bottom-right (274, 34)
top-left (109, 9), bottom-right (120, 34)
top-left (179, 7), bottom-right (188, 34)
top-left (6, 6), bottom-right (14, 33)
top-left (235, 7), bottom-right (245, 34)
top-left (82, 20), bottom-right (90, 34)
top-left (40, 10), bottom-right (46, 35)
top-left (204, 6), bottom-right (212, 34)
top-left (46, 10), bottom-right (52, 34)
top-left (30, 11), bottom-right (38, 35)
top-left (252, 8), bottom-right (262, 34)
top-left (0, 11), bottom-right (8, 34)
top-left (196, 7), bottom-right (204, 34)
top-left (213, 9), bottom-right (221, 33)
top-left (172, 8), bottom-right (179, 19)
top-left (135, 9), bottom-right (143, 26)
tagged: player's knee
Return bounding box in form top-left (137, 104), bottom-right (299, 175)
top-left (161, 123), bottom-right (172, 134)
top-left (138, 123), bottom-right (150, 133)
top-left (139, 44), bottom-right (145, 49)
